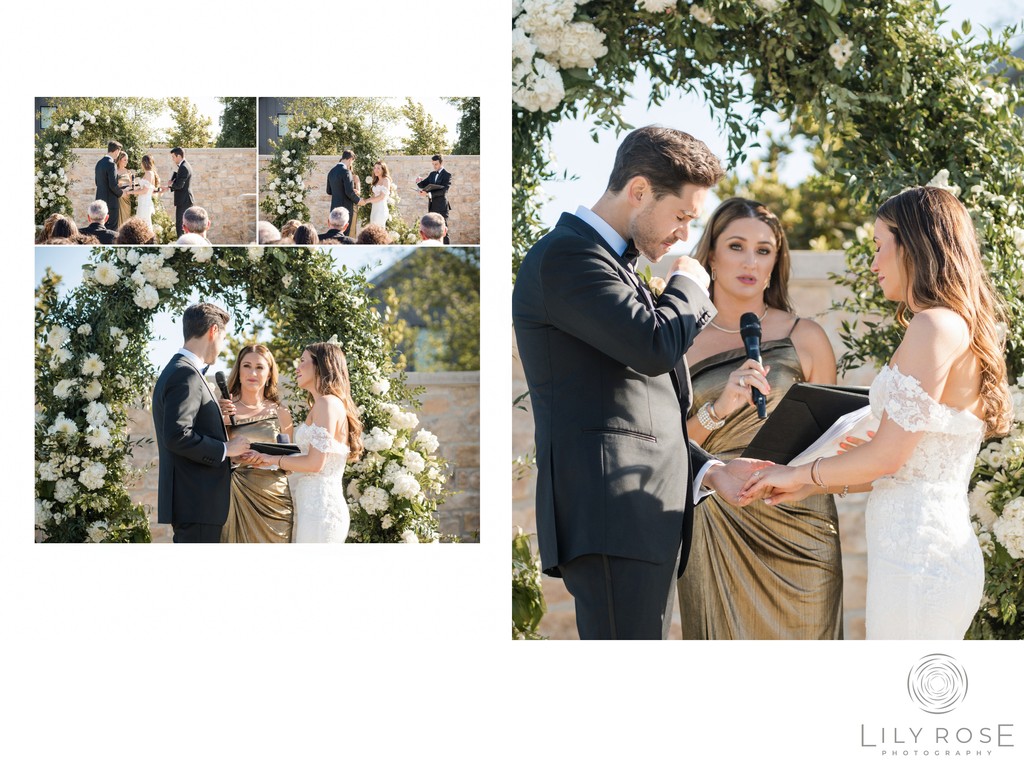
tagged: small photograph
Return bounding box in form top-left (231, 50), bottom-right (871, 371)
top-left (34, 97), bottom-right (257, 246)
top-left (257, 97), bottom-right (479, 245)
top-left (34, 244), bottom-right (479, 544)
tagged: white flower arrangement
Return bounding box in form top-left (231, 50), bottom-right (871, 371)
top-left (926, 168), bottom-right (962, 198)
top-left (689, 5), bottom-right (715, 26)
top-left (828, 36), bottom-right (854, 70)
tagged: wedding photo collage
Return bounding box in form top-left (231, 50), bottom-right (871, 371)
top-left (34, 96), bottom-right (481, 546)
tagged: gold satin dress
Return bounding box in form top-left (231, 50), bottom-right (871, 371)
top-left (677, 336), bottom-right (844, 639)
top-left (116, 171), bottom-right (132, 225)
top-left (221, 412), bottom-right (294, 543)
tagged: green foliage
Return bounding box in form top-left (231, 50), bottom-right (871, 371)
top-left (370, 248), bottom-right (480, 371)
top-left (216, 97), bottom-right (256, 148)
top-left (166, 97), bottom-right (213, 148)
top-left (35, 246), bottom-right (450, 543)
top-left (512, 530), bottom-right (546, 640)
top-left (446, 97), bottom-right (480, 155)
top-left (400, 98), bottom-right (451, 156)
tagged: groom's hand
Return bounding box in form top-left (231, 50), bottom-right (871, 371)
top-left (671, 256), bottom-right (711, 292)
top-left (702, 458), bottom-right (774, 506)
top-left (225, 435), bottom-right (251, 457)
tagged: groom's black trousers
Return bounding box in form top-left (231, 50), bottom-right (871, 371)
top-left (560, 549), bottom-right (681, 640)
top-left (172, 523), bottom-right (223, 543)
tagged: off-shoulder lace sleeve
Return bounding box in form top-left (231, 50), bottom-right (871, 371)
top-left (300, 423), bottom-right (349, 455)
top-left (882, 365), bottom-right (977, 434)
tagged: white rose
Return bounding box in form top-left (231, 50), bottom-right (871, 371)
top-left (391, 473), bottom-right (422, 500)
top-left (359, 486), bottom-right (390, 515)
top-left (84, 400), bottom-right (109, 427)
top-left (78, 461), bottom-right (107, 490)
top-left (403, 449), bottom-right (426, 474)
top-left (83, 380), bottom-right (102, 401)
top-left (992, 497), bottom-right (1024, 559)
top-left (47, 325), bottom-right (71, 350)
top-left (380, 514), bottom-right (394, 530)
top-left (413, 429), bottom-right (439, 454)
top-left (151, 267), bottom-right (179, 289)
top-left (53, 378), bottom-right (77, 399)
top-left (191, 247), bottom-right (215, 263)
top-left (363, 426), bottom-right (395, 452)
top-left (370, 378), bottom-right (391, 395)
top-left (133, 285), bottom-right (160, 310)
top-left (969, 481), bottom-right (998, 529)
top-left (549, 22), bottom-right (607, 69)
top-left (925, 168), bottom-right (961, 198)
top-left (513, 57), bottom-right (566, 113)
top-left (519, 0), bottom-right (575, 34)
top-left (50, 347), bottom-right (72, 369)
top-left (346, 479), bottom-right (362, 502)
top-left (81, 354), bottom-right (105, 377)
top-left (390, 408), bottom-right (419, 432)
top-left (93, 261), bottom-right (122, 286)
top-left (401, 529), bottom-right (419, 544)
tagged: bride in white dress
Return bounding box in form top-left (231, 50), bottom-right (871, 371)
top-left (360, 161), bottom-right (392, 228)
top-left (132, 154), bottom-right (160, 227)
top-left (243, 341), bottom-right (364, 543)
top-left (741, 186), bottom-right (1012, 639)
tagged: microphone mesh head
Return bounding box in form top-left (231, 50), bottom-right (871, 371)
top-left (739, 312), bottom-right (761, 339)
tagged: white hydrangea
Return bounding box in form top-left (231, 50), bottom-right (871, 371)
top-left (752, 0), bottom-right (782, 11)
top-left (84, 400), bottom-right (109, 427)
top-left (87, 521), bottom-right (107, 543)
top-left (77, 324), bottom-right (92, 336)
top-left (47, 325), bottom-right (71, 350)
top-left (38, 460), bottom-right (62, 481)
top-left (190, 247), bottom-right (215, 263)
top-left (53, 478), bottom-right (77, 503)
top-left (391, 408), bottom-right (419, 432)
top-left (992, 497), bottom-right (1024, 559)
top-left (370, 378), bottom-right (391, 396)
top-left (78, 460), bottom-right (107, 490)
top-left (979, 87), bottom-right (1006, 116)
top-left (81, 353), bottom-right (105, 377)
top-left (689, 5), bottom-right (715, 26)
top-left (828, 36), bottom-right (854, 70)
top-left (35, 499), bottom-right (54, 526)
top-left (359, 486), bottom-right (390, 515)
top-left (401, 529), bottom-right (419, 544)
top-left (511, 26), bottom-right (537, 63)
top-left (380, 514), bottom-right (394, 530)
top-left (549, 22), bottom-right (608, 69)
top-left (969, 480), bottom-right (998, 529)
top-left (53, 378), bottom-right (77, 399)
top-left (513, 57), bottom-right (566, 112)
top-left (926, 169), bottom-right (961, 198)
top-left (519, 0), bottom-right (575, 34)
top-left (93, 261), bottom-right (121, 286)
top-left (403, 449), bottom-right (426, 474)
top-left (346, 479), bottom-right (362, 502)
top-left (640, 0), bottom-right (677, 10)
top-left (413, 429), bottom-right (439, 454)
top-left (363, 426), bottom-right (396, 452)
top-left (134, 284), bottom-right (160, 310)
top-left (150, 267), bottom-right (179, 289)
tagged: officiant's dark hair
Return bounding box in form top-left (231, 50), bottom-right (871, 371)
top-left (432, 154), bottom-right (443, 163)
top-left (226, 344), bottom-right (280, 403)
top-left (170, 147), bottom-right (184, 157)
top-left (606, 126), bottom-right (723, 199)
top-left (107, 141), bottom-right (122, 153)
top-left (182, 303), bottom-right (229, 341)
top-left (304, 342), bottom-right (364, 461)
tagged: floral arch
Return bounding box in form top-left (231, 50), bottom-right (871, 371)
top-left (35, 246), bottom-right (449, 544)
top-left (511, 1), bottom-right (1024, 637)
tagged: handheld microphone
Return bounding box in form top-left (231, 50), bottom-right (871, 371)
top-left (214, 371), bottom-right (235, 426)
top-left (276, 433), bottom-right (290, 444)
top-left (739, 312), bottom-right (768, 420)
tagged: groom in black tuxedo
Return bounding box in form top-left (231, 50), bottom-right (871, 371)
top-left (326, 151), bottom-right (360, 235)
top-left (94, 141), bottom-right (125, 230)
top-left (416, 154), bottom-right (452, 244)
top-left (152, 303), bottom-right (250, 543)
top-left (513, 126), bottom-right (768, 639)
top-left (166, 147), bottom-right (195, 238)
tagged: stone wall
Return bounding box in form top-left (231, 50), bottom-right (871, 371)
top-left (513, 251), bottom-right (875, 639)
top-left (68, 148), bottom-right (257, 244)
top-left (258, 154), bottom-right (480, 245)
top-left (126, 370), bottom-right (479, 543)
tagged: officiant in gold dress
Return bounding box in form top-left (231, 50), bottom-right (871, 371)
top-left (218, 344), bottom-right (295, 543)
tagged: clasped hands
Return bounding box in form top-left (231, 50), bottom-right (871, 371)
top-left (709, 459), bottom-right (820, 506)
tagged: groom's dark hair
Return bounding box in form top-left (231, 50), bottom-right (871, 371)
top-left (170, 147), bottom-right (185, 158)
top-left (432, 154), bottom-right (443, 163)
top-left (606, 126), bottom-right (724, 199)
top-left (182, 303), bottom-right (229, 341)
top-left (107, 141), bottom-right (122, 153)
top-left (341, 150), bottom-right (355, 160)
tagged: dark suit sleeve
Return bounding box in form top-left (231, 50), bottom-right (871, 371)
top-left (107, 161), bottom-right (123, 198)
top-left (438, 170), bottom-right (452, 192)
top-left (343, 170), bottom-right (360, 204)
top-left (541, 244), bottom-right (715, 376)
top-left (169, 163), bottom-right (190, 191)
top-left (158, 367), bottom-right (225, 465)
top-left (326, 168), bottom-right (333, 196)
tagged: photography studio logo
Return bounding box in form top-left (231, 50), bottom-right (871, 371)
top-left (858, 654), bottom-right (1014, 758)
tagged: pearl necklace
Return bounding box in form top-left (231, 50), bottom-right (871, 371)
top-left (708, 306), bottom-right (768, 334)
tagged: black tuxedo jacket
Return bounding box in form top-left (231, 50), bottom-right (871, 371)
top-left (417, 167), bottom-right (452, 214)
top-left (152, 354), bottom-right (230, 526)
top-left (326, 164), bottom-right (360, 230)
top-left (320, 228), bottom-right (356, 244)
top-left (94, 155), bottom-right (124, 225)
top-left (512, 212), bottom-right (716, 577)
top-left (168, 159), bottom-right (194, 209)
top-left (79, 222), bottom-right (117, 245)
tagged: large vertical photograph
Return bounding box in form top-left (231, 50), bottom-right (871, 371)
top-left (34, 97), bottom-right (257, 245)
top-left (257, 97), bottom-right (480, 246)
top-left (35, 243), bottom-right (479, 544)
top-left (511, 1), bottom-right (1024, 640)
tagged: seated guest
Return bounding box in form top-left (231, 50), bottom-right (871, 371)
top-left (79, 201), bottom-right (118, 245)
top-left (50, 217), bottom-right (79, 240)
top-left (37, 213), bottom-right (64, 244)
top-left (356, 224), bottom-right (392, 245)
top-left (182, 205), bottom-right (211, 242)
top-left (293, 224), bottom-right (319, 245)
top-left (279, 219), bottom-right (303, 239)
top-left (418, 212), bottom-right (447, 246)
top-left (321, 208), bottom-right (356, 244)
top-left (116, 217), bottom-right (156, 245)
top-left (257, 220), bottom-right (281, 244)
top-left (73, 234), bottom-right (100, 245)
top-left (176, 232), bottom-right (210, 245)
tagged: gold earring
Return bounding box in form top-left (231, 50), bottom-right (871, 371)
top-left (711, 267), bottom-right (717, 281)
top-left (765, 275), bottom-right (771, 289)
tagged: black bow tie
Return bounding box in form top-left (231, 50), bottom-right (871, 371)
top-left (622, 240), bottom-right (640, 270)
top-left (201, 364), bottom-right (210, 375)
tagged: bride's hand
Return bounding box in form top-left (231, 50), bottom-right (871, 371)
top-left (739, 464), bottom-right (805, 504)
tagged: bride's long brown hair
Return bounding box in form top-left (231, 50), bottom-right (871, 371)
top-left (876, 186), bottom-right (1012, 437)
top-left (304, 341), bottom-right (364, 461)
top-left (372, 161), bottom-right (391, 185)
top-left (141, 155), bottom-right (160, 191)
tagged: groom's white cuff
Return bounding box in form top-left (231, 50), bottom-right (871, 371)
top-left (670, 271), bottom-right (710, 298)
top-left (693, 459), bottom-right (723, 502)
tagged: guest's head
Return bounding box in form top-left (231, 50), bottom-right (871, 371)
top-left (296, 341), bottom-right (363, 461)
top-left (257, 220), bottom-right (281, 244)
top-left (86, 199), bottom-right (109, 224)
top-left (182, 205), bottom-right (210, 236)
top-left (226, 344), bottom-right (281, 404)
top-left (116, 151), bottom-right (129, 171)
top-left (279, 219), bottom-right (303, 239)
top-left (170, 147), bottom-right (185, 164)
top-left (107, 141), bottom-right (122, 156)
top-left (356, 224), bottom-right (391, 245)
top-left (328, 207), bottom-right (350, 232)
top-left (175, 233), bottom-right (209, 245)
top-left (73, 234), bottom-right (99, 245)
top-left (431, 154), bottom-right (443, 171)
top-left (293, 224), bottom-right (319, 245)
top-left (51, 216), bottom-right (78, 240)
top-left (419, 212), bottom-right (446, 242)
top-left (372, 161), bottom-right (390, 183)
top-left (599, 126), bottom-right (724, 263)
top-left (38, 213), bottom-right (63, 243)
top-left (116, 216), bottom-right (156, 244)
top-left (182, 303), bottom-right (230, 365)
top-left (691, 197), bottom-right (793, 313)
top-left (874, 186), bottom-right (1011, 436)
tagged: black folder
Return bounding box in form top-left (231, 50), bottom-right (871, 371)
top-left (741, 383), bottom-right (870, 464)
top-left (249, 441), bottom-right (301, 456)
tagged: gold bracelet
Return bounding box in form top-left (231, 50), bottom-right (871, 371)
top-left (279, 455), bottom-right (286, 470)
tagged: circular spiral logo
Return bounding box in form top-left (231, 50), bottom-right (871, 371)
top-left (907, 655), bottom-right (969, 714)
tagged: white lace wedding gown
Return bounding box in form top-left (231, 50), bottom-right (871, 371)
top-left (369, 183), bottom-right (390, 227)
top-left (865, 364), bottom-right (985, 639)
top-left (136, 178), bottom-right (155, 226)
top-left (289, 423), bottom-right (351, 543)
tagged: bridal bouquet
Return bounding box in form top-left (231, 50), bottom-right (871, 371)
top-left (345, 402), bottom-right (450, 543)
top-left (968, 376), bottom-right (1024, 638)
